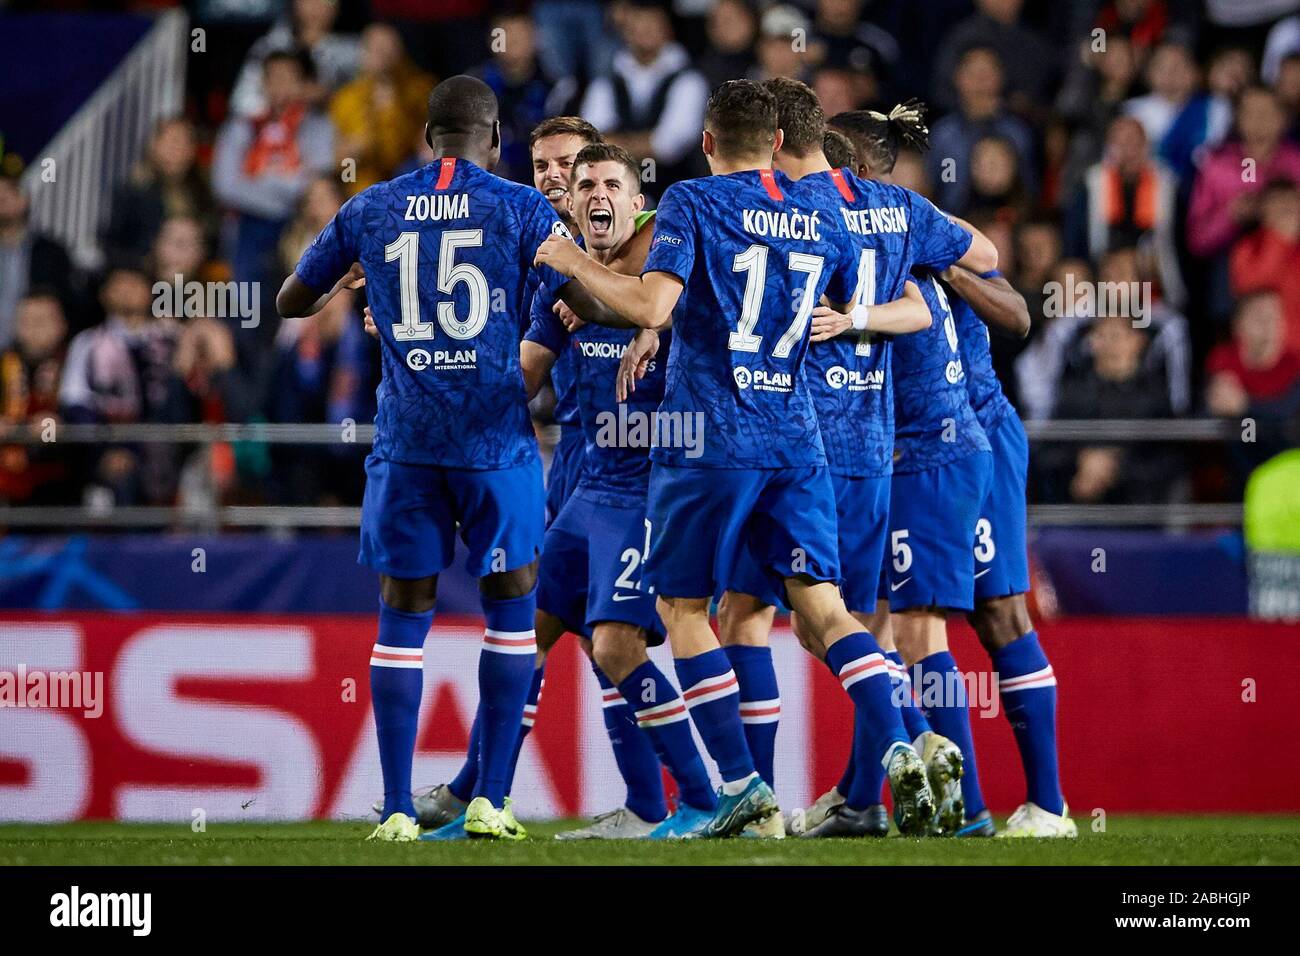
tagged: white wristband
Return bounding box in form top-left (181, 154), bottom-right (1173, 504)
top-left (850, 304), bottom-right (871, 331)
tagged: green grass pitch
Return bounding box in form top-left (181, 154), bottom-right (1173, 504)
top-left (2, 816), bottom-right (1297, 865)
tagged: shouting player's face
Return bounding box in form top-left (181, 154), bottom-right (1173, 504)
top-left (531, 134), bottom-right (588, 223)
top-left (571, 159), bottom-right (644, 254)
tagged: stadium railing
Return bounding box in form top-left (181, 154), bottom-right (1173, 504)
top-left (0, 419), bottom-right (1246, 529)
top-left (20, 10), bottom-right (188, 270)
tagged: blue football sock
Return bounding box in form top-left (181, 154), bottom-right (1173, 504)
top-left (915, 650), bottom-right (986, 817)
top-left (825, 632), bottom-right (909, 811)
top-left (674, 649), bottom-right (755, 785)
top-left (448, 710), bottom-right (480, 803)
top-left (593, 663), bottom-right (667, 823)
top-left (724, 644), bottom-right (780, 788)
top-left (619, 661), bottom-right (716, 812)
top-left (370, 599), bottom-right (432, 821)
top-left (475, 590), bottom-right (538, 807)
top-left (886, 651), bottom-right (932, 741)
top-left (836, 736), bottom-right (856, 797)
top-left (503, 665), bottom-right (545, 796)
top-left (992, 631), bottom-right (1064, 815)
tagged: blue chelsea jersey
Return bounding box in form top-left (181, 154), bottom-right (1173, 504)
top-left (294, 157), bottom-right (570, 468)
top-left (800, 169), bottom-right (975, 477)
top-left (953, 270), bottom-right (1017, 434)
top-left (640, 169), bottom-right (859, 469)
top-left (892, 269), bottom-right (990, 473)
top-left (526, 284), bottom-right (670, 505)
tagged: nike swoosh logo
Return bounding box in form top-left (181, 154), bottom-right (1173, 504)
top-left (974, 569), bottom-right (990, 579)
top-left (891, 578), bottom-right (911, 592)
top-left (611, 593), bottom-right (639, 602)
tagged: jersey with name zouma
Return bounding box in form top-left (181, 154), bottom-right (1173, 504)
top-left (294, 157), bottom-right (571, 469)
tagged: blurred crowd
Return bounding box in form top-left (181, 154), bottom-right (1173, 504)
top-left (3, 0), bottom-right (1300, 516)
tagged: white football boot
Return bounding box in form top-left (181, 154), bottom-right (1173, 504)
top-left (997, 802), bottom-right (1078, 838)
top-left (786, 786), bottom-right (845, 835)
top-left (554, 806), bottom-right (658, 840)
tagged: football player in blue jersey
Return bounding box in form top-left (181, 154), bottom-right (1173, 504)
top-left (750, 79), bottom-right (1003, 839)
top-left (278, 76), bottom-right (572, 842)
top-left (523, 143), bottom-right (719, 840)
top-left (529, 117), bottom-right (603, 526)
top-left (823, 107), bottom-right (1073, 838)
top-left (941, 260), bottom-right (1076, 838)
top-left (535, 80), bottom-right (941, 838)
top-left (387, 117), bottom-right (681, 840)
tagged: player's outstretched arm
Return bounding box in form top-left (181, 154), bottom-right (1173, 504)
top-left (276, 263), bottom-right (365, 319)
top-left (941, 266), bottom-right (1031, 338)
top-left (811, 280), bottom-right (931, 341)
top-left (520, 340), bottom-right (558, 401)
top-left (535, 235), bottom-right (681, 330)
top-left (948, 215), bottom-right (999, 274)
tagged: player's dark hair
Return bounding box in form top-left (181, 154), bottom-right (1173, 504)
top-left (573, 143), bottom-right (643, 195)
top-left (763, 77), bottom-right (825, 157)
top-left (263, 48), bottom-right (315, 82)
top-left (529, 116), bottom-right (602, 151)
top-left (705, 80), bottom-right (778, 159)
top-left (822, 129), bottom-right (857, 170)
top-left (830, 101), bottom-right (929, 176)
top-left (426, 75), bottom-right (499, 139)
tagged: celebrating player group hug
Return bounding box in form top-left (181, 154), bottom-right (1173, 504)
top-left (277, 71), bottom-right (1075, 845)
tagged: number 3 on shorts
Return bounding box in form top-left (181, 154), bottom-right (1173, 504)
top-left (973, 517), bottom-right (996, 563)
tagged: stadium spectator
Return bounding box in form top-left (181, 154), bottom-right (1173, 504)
top-left (329, 23), bottom-right (434, 195)
top-left (212, 49), bottom-right (334, 337)
top-left (59, 268), bottom-right (177, 427)
top-left (752, 4), bottom-right (819, 84)
top-left (1123, 42), bottom-right (1232, 182)
top-left (966, 133), bottom-right (1031, 223)
top-left (1207, 290), bottom-right (1300, 485)
top-left (813, 0), bottom-right (899, 92)
top-left (1272, 51), bottom-right (1300, 121)
top-left (0, 167), bottom-right (80, 350)
top-left (1187, 85), bottom-right (1300, 259)
top-left (0, 291), bottom-right (70, 504)
top-left (1049, 313), bottom-right (1182, 504)
top-left (929, 45), bottom-right (1036, 213)
top-left (698, 0), bottom-right (760, 92)
top-left (229, 0), bottom-right (360, 118)
top-left (1090, 0), bottom-right (1176, 64)
top-left (1064, 115), bottom-right (1185, 308)
top-left (1056, 32), bottom-right (1141, 201)
top-left (149, 217), bottom-right (209, 290)
top-left (580, 0), bottom-right (709, 186)
top-left (1231, 178), bottom-right (1300, 356)
top-left (1016, 256), bottom-right (1095, 420)
top-left (102, 118), bottom-right (215, 270)
top-left (930, 0), bottom-right (1059, 115)
top-left (533, 0), bottom-right (615, 84)
top-left (471, 10), bottom-right (573, 184)
top-left (814, 64), bottom-right (869, 120)
top-left (265, 289), bottom-right (355, 505)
